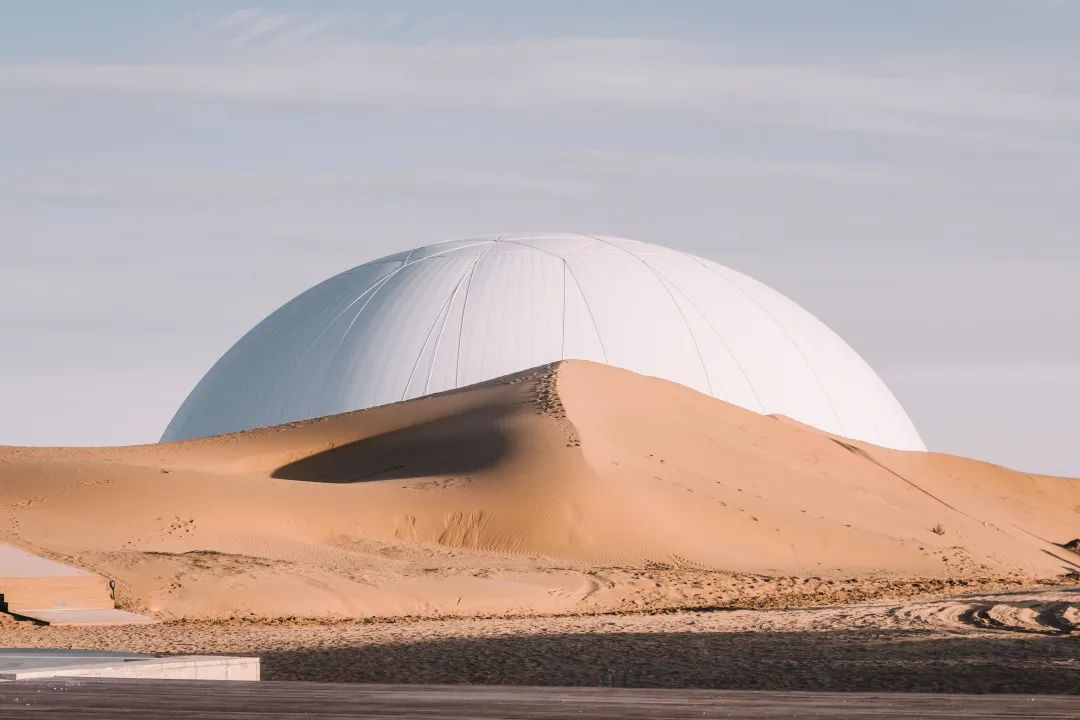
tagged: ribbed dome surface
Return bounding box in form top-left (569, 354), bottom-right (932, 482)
top-left (163, 233), bottom-right (924, 450)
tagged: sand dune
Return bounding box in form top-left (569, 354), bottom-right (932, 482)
top-left (0, 361), bottom-right (1077, 620)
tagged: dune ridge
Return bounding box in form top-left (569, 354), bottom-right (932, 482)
top-left (0, 360), bottom-right (1077, 620)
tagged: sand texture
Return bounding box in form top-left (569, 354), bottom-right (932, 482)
top-left (1, 361), bottom-right (1078, 621)
top-left (3, 587), bottom-right (1079, 692)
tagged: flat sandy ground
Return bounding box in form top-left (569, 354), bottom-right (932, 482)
top-left (3, 586), bottom-right (1078, 693)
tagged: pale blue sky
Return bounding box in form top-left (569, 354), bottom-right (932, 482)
top-left (1, 1), bottom-right (1078, 475)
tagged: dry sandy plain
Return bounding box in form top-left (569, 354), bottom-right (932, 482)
top-left (2, 361), bottom-right (1078, 690)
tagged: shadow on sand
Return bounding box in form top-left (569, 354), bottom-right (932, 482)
top-left (271, 405), bottom-right (516, 483)
top-left (262, 628), bottom-right (1080, 692)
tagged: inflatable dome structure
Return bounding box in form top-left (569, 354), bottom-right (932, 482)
top-left (164, 233), bottom-right (924, 450)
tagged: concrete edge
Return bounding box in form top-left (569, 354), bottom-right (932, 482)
top-left (0, 655), bottom-right (260, 681)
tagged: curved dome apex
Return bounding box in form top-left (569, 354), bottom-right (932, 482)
top-left (163, 233), bottom-right (924, 450)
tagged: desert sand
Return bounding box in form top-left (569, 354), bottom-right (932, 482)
top-left (3, 587), bottom-right (1078, 691)
top-left (3, 361), bottom-right (1079, 690)
top-left (1, 360), bottom-right (1078, 622)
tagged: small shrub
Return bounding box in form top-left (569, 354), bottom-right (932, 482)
top-left (930, 523), bottom-right (945, 536)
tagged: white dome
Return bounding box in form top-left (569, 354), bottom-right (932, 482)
top-left (163, 233), bottom-right (924, 450)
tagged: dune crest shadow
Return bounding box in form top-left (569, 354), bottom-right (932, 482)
top-left (271, 406), bottom-right (516, 483)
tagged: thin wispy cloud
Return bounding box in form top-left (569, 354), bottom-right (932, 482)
top-left (1, 37), bottom-right (1077, 148)
top-left (0, 168), bottom-right (590, 207)
top-left (0, 147), bottom-right (958, 212)
top-left (183, 7), bottom-right (333, 51)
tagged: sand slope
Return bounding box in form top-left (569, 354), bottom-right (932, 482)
top-left (0, 361), bottom-right (1077, 619)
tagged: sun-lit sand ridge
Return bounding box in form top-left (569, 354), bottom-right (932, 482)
top-left (1, 361), bottom-right (1077, 620)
